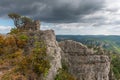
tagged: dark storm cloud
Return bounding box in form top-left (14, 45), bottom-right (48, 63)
top-left (0, 0), bottom-right (105, 23)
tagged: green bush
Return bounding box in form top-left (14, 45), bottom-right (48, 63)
top-left (32, 41), bottom-right (50, 76)
top-left (0, 33), bottom-right (50, 80)
top-left (55, 69), bottom-right (76, 80)
top-left (15, 41), bottom-right (50, 78)
top-left (111, 54), bottom-right (120, 79)
top-left (55, 60), bottom-right (76, 80)
top-left (19, 34), bottom-right (29, 41)
top-left (16, 34), bottom-right (29, 48)
top-left (10, 28), bottom-right (19, 34)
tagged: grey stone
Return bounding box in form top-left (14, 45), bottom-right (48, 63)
top-left (59, 40), bottom-right (111, 80)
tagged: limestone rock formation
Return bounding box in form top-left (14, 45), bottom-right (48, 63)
top-left (37, 30), bottom-right (62, 80)
top-left (0, 29), bottom-right (113, 80)
top-left (59, 40), bottom-right (111, 80)
top-left (0, 30), bottom-right (61, 80)
top-left (24, 30), bottom-right (62, 80)
top-left (23, 20), bottom-right (40, 31)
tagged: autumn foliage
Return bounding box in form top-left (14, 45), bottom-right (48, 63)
top-left (0, 32), bottom-right (50, 80)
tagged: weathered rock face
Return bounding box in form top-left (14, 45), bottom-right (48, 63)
top-left (21, 20), bottom-right (40, 31)
top-left (39, 30), bottom-right (62, 80)
top-left (59, 40), bottom-right (110, 80)
top-left (24, 30), bottom-right (62, 80)
top-left (1, 29), bottom-right (112, 80)
top-left (0, 30), bottom-right (61, 80)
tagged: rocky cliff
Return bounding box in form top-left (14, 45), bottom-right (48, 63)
top-left (0, 30), bottom-right (62, 80)
top-left (59, 40), bottom-right (111, 80)
top-left (21, 30), bottom-right (62, 80)
top-left (0, 30), bottom-right (112, 80)
top-left (37, 30), bottom-right (62, 80)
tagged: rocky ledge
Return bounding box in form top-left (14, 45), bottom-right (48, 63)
top-left (59, 40), bottom-right (111, 80)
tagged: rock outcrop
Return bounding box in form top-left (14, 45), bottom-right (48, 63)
top-left (25, 30), bottom-right (62, 80)
top-left (20, 20), bottom-right (40, 31)
top-left (25, 31), bottom-right (111, 80)
top-left (38, 30), bottom-right (62, 80)
top-left (0, 29), bottom-right (112, 80)
top-left (59, 40), bottom-right (110, 80)
top-left (0, 30), bottom-right (62, 80)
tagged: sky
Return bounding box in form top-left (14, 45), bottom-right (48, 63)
top-left (0, 0), bottom-right (120, 35)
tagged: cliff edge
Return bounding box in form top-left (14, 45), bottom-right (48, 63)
top-left (0, 30), bottom-right (112, 80)
top-left (59, 40), bottom-right (111, 80)
top-left (22, 30), bottom-right (62, 80)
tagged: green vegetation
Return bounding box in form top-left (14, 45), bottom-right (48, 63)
top-left (55, 69), bottom-right (76, 80)
top-left (111, 54), bottom-right (120, 79)
top-left (14, 41), bottom-right (50, 79)
top-left (8, 13), bottom-right (33, 28)
top-left (57, 35), bottom-right (120, 79)
top-left (21, 16), bottom-right (33, 24)
top-left (55, 61), bottom-right (76, 80)
top-left (0, 30), bottom-right (50, 80)
top-left (57, 35), bottom-right (120, 54)
top-left (19, 34), bottom-right (29, 41)
top-left (9, 28), bottom-right (19, 34)
top-left (0, 13), bottom-right (49, 80)
top-left (8, 13), bottom-right (21, 27)
top-left (16, 34), bottom-right (29, 48)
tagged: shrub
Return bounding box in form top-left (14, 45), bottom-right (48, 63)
top-left (31, 41), bottom-right (50, 77)
top-left (14, 41), bottom-right (50, 79)
top-left (4, 35), bottom-right (16, 46)
top-left (16, 34), bottom-right (29, 48)
top-left (0, 32), bottom-right (50, 79)
top-left (0, 35), bottom-right (4, 46)
top-left (0, 35), bottom-right (17, 55)
top-left (19, 34), bottom-right (29, 41)
top-left (1, 72), bottom-right (27, 80)
top-left (55, 69), bottom-right (76, 80)
top-left (10, 28), bottom-right (19, 34)
top-left (55, 60), bottom-right (76, 80)
top-left (111, 54), bottom-right (120, 79)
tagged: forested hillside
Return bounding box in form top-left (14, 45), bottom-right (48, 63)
top-left (57, 35), bottom-right (120, 54)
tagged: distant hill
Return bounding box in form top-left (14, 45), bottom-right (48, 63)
top-left (56, 35), bottom-right (120, 53)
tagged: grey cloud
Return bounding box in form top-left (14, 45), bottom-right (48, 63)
top-left (92, 20), bottom-right (120, 27)
top-left (0, 0), bottom-right (105, 23)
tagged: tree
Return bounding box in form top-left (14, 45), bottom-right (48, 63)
top-left (21, 16), bottom-right (33, 25)
top-left (8, 13), bottom-right (33, 29)
top-left (8, 13), bottom-right (21, 28)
